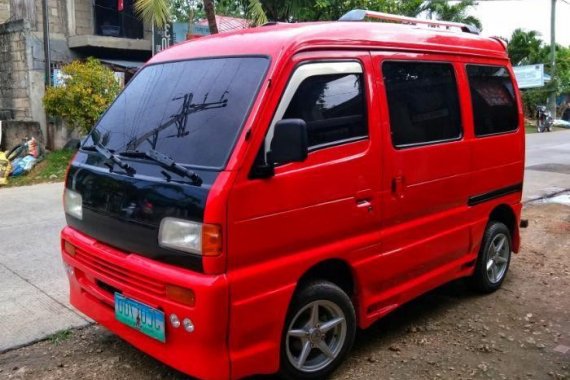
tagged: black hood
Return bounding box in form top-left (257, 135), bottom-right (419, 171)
top-left (65, 151), bottom-right (219, 272)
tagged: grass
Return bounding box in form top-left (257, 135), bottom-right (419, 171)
top-left (47, 329), bottom-right (73, 345)
top-left (2, 149), bottom-right (75, 188)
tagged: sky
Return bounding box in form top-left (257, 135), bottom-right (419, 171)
top-left (468, 0), bottom-right (570, 46)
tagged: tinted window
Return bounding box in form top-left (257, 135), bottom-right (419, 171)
top-left (283, 73), bottom-right (367, 149)
top-left (467, 65), bottom-right (518, 136)
top-left (85, 57), bottom-right (269, 168)
top-left (383, 62), bottom-right (462, 147)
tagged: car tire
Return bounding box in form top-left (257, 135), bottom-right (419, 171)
top-left (279, 281), bottom-right (356, 380)
top-left (470, 221), bottom-right (512, 293)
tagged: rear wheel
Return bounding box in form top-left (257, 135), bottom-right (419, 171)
top-left (470, 221), bottom-right (512, 293)
top-left (280, 281), bottom-right (355, 380)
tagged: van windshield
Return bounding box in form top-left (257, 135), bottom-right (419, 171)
top-left (84, 56), bottom-right (269, 169)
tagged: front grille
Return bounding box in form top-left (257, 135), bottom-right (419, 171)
top-left (73, 247), bottom-right (166, 297)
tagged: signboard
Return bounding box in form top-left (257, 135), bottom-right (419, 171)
top-left (172, 23), bottom-right (210, 44)
top-left (513, 64), bottom-right (544, 89)
top-left (189, 24), bottom-right (211, 36)
top-left (152, 23), bottom-right (174, 55)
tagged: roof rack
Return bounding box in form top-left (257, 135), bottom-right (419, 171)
top-left (339, 9), bottom-right (480, 35)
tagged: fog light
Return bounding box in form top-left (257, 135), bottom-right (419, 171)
top-left (165, 285), bottom-right (195, 306)
top-left (63, 241), bottom-right (76, 256)
top-left (169, 314), bottom-right (180, 328)
top-left (183, 318), bottom-right (194, 333)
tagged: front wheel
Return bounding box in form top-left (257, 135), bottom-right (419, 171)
top-left (470, 221), bottom-right (512, 293)
top-left (280, 281), bottom-right (356, 380)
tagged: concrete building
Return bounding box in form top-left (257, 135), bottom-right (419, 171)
top-left (0, 0), bottom-right (152, 149)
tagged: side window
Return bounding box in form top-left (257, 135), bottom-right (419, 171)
top-left (283, 73), bottom-right (367, 149)
top-left (466, 65), bottom-right (518, 136)
top-left (383, 61), bottom-right (462, 148)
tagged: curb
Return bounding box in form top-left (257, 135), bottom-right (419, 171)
top-left (524, 188), bottom-right (570, 204)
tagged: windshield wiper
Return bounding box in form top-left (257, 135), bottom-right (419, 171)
top-left (119, 149), bottom-right (203, 186)
top-left (82, 144), bottom-right (136, 176)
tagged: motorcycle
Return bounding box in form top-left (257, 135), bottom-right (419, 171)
top-left (536, 105), bottom-right (553, 133)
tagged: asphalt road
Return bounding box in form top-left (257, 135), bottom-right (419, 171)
top-left (524, 129), bottom-right (570, 200)
top-left (0, 129), bottom-right (569, 352)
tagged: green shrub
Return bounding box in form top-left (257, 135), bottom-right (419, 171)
top-left (43, 58), bottom-right (121, 134)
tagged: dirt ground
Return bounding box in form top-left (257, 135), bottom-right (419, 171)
top-left (0, 203), bottom-right (569, 380)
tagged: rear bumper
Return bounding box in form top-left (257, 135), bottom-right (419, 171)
top-left (61, 226), bottom-right (230, 380)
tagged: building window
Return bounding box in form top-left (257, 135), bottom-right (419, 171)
top-left (466, 65), bottom-right (519, 136)
top-left (383, 61), bottom-right (462, 148)
top-left (282, 73), bottom-right (368, 149)
top-left (94, 0), bottom-right (143, 39)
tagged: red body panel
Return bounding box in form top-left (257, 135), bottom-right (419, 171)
top-left (61, 227), bottom-right (230, 380)
top-left (62, 21), bottom-right (524, 380)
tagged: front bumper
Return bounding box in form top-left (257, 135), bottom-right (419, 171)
top-left (61, 226), bottom-right (230, 380)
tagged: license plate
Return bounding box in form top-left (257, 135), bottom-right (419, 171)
top-left (114, 293), bottom-right (165, 342)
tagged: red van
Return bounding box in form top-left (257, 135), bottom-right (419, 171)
top-left (61, 10), bottom-right (524, 380)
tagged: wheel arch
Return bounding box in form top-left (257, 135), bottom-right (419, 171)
top-left (296, 259), bottom-right (356, 299)
top-left (489, 203), bottom-right (520, 252)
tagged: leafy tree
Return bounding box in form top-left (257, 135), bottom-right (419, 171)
top-left (425, 0), bottom-right (481, 30)
top-left (43, 58), bottom-right (121, 134)
top-left (135, 0), bottom-right (218, 33)
top-left (508, 29), bottom-right (542, 66)
top-left (505, 28), bottom-right (570, 117)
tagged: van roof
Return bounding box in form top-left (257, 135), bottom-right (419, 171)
top-left (150, 21), bottom-right (508, 65)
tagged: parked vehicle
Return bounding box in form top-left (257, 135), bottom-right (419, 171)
top-left (61, 10), bottom-right (525, 380)
top-left (536, 105), bottom-right (553, 132)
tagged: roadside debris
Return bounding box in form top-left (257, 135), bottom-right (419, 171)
top-left (0, 137), bottom-right (45, 186)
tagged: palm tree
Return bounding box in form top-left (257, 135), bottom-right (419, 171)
top-left (203, 0), bottom-right (219, 34)
top-left (244, 0), bottom-right (429, 26)
top-left (134, 0), bottom-right (170, 28)
top-left (508, 29), bottom-right (543, 66)
top-left (426, 0), bottom-right (482, 31)
top-left (135, 0), bottom-right (218, 34)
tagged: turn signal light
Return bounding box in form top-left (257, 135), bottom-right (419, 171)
top-left (63, 240), bottom-right (76, 256)
top-left (165, 285), bottom-right (196, 306)
top-left (202, 224), bottom-right (222, 257)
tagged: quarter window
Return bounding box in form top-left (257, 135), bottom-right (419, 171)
top-left (383, 61), bottom-right (462, 147)
top-left (466, 65), bottom-right (518, 136)
top-left (283, 73), bottom-right (367, 149)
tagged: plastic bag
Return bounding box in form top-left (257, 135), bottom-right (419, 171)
top-left (0, 152), bottom-right (11, 185)
top-left (10, 155), bottom-right (36, 177)
top-left (27, 137), bottom-right (39, 158)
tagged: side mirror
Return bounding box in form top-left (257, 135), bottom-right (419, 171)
top-left (269, 119), bottom-right (308, 166)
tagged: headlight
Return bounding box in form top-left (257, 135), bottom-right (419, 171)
top-left (158, 218), bottom-right (221, 256)
top-left (63, 189), bottom-right (83, 220)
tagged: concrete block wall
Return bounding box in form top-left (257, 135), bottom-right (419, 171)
top-left (0, 0), bottom-right (9, 24)
top-left (74, 0), bottom-right (92, 35)
top-left (0, 120), bottom-right (43, 151)
top-left (34, 0), bottom-right (67, 36)
top-left (0, 21), bottom-right (32, 121)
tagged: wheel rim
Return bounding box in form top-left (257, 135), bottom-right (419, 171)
top-left (286, 300), bottom-right (347, 373)
top-left (485, 233), bottom-right (510, 284)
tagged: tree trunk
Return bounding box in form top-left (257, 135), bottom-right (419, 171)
top-left (203, 0), bottom-right (218, 34)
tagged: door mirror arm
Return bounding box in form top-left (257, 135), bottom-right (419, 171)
top-left (249, 161), bottom-right (275, 179)
top-left (250, 119), bottom-right (308, 179)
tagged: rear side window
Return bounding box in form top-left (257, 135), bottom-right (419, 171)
top-left (466, 65), bottom-right (519, 136)
top-left (283, 73), bottom-right (367, 149)
top-left (383, 61), bottom-right (462, 148)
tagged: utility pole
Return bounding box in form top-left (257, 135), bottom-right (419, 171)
top-left (42, 0), bottom-right (51, 86)
top-left (548, 0), bottom-right (557, 117)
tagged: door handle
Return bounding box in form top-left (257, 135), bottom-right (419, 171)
top-left (356, 199), bottom-right (372, 207)
top-left (355, 189), bottom-right (373, 212)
